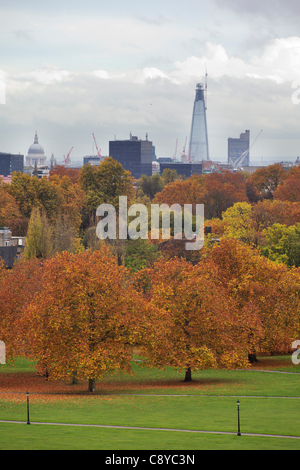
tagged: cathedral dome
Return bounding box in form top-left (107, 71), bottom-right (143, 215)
top-left (26, 131), bottom-right (47, 166)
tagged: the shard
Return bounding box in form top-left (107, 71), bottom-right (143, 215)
top-left (189, 83), bottom-right (210, 162)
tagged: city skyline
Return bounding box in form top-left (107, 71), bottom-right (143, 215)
top-left (1, 0), bottom-right (300, 164)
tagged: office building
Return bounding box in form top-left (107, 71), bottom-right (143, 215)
top-left (228, 130), bottom-right (250, 167)
top-left (109, 133), bottom-right (153, 179)
top-left (0, 152), bottom-right (24, 177)
top-left (159, 162), bottom-right (202, 178)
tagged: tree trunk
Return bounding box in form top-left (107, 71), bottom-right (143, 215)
top-left (71, 372), bottom-right (79, 385)
top-left (88, 378), bottom-right (96, 392)
top-left (184, 367), bottom-right (192, 382)
top-left (248, 353), bottom-right (258, 364)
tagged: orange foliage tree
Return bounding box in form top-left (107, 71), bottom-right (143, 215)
top-left (154, 174), bottom-right (205, 207)
top-left (273, 166), bottom-right (300, 202)
top-left (49, 165), bottom-right (80, 184)
top-left (0, 186), bottom-right (21, 226)
top-left (248, 163), bottom-right (287, 200)
top-left (22, 250), bottom-right (149, 391)
top-left (154, 171), bottom-right (248, 219)
top-left (0, 259), bottom-right (44, 360)
top-left (201, 171), bottom-right (248, 219)
top-left (135, 257), bottom-right (250, 382)
top-left (205, 239), bottom-right (300, 358)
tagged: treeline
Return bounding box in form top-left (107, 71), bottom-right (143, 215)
top-left (1, 161), bottom-right (300, 389)
top-left (2, 161), bottom-right (300, 269)
top-left (0, 239), bottom-right (299, 390)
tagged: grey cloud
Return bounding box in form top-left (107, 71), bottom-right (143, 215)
top-left (213, 0), bottom-right (300, 18)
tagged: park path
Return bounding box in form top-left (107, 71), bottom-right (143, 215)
top-left (1, 419), bottom-right (300, 440)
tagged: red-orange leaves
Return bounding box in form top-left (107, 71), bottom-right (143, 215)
top-left (23, 250), bottom-right (144, 383)
top-left (136, 257), bottom-right (249, 381)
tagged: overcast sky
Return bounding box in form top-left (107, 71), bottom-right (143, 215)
top-left (1, 0), bottom-right (300, 165)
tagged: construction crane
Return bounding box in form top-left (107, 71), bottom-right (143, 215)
top-left (63, 147), bottom-right (73, 166)
top-left (230, 130), bottom-right (263, 168)
top-left (92, 133), bottom-right (102, 158)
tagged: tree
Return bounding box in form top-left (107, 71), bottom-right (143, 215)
top-left (50, 165), bottom-right (80, 184)
top-left (273, 166), bottom-right (300, 202)
top-left (136, 257), bottom-right (250, 382)
top-left (0, 258), bottom-right (44, 360)
top-left (80, 158), bottom-right (135, 210)
top-left (222, 202), bottom-right (255, 243)
top-left (23, 250), bottom-right (145, 391)
top-left (205, 238), bottom-right (300, 357)
top-left (154, 174), bottom-right (205, 208)
top-left (249, 164), bottom-right (287, 200)
top-left (125, 238), bottom-right (160, 272)
top-left (7, 172), bottom-right (62, 223)
top-left (202, 171), bottom-right (248, 219)
top-left (161, 168), bottom-right (181, 185)
top-left (260, 223), bottom-right (300, 268)
top-left (138, 174), bottom-right (164, 200)
top-left (0, 187), bottom-right (21, 226)
top-left (49, 174), bottom-right (87, 231)
top-left (23, 207), bottom-right (53, 260)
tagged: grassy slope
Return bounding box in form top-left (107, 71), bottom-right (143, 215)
top-left (0, 356), bottom-right (299, 450)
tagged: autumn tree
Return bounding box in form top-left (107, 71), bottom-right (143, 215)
top-left (222, 202), bottom-right (255, 243)
top-left (49, 165), bottom-right (80, 184)
top-left (0, 186), bottom-right (21, 226)
top-left (205, 239), bottom-right (300, 358)
top-left (248, 164), bottom-right (287, 200)
top-left (273, 165), bottom-right (300, 202)
top-left (0, 258), bottom-right (44, 360)
top-left (136, 257), bottom-right (250, 382)
top-left (202, 171), bottom-right (248, 219)
top-left (23, 250), bottom-right (146, 391)
top-left (154, 174), bottom-right (205, 208)
top-left (49, 174), bottom-right (87, 231)
top-left (79, 158), bottom-right (135, 219)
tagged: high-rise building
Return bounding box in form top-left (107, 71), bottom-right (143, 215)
top-left (228, 130), bottom-right (250, 167)
top-left (189, 83), bottom-right (209, 162)
top-left (0, 152), bottom-right (24, 177)
top-left (109, 133), bottom-right (153, 179)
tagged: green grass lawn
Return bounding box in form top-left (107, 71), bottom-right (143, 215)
top-left (0, 356), bottom-right (299, 450)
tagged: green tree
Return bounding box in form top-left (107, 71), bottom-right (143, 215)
top-left (161, 168), bottom-right (181, 185)
top-left (7, 172), bottom-right (61, 223)
top-left (138, 174), bottom-right (164, 200)
top-left (79, 158), bottom-right (135, 227)
top-left (222, 202), bottom-right (255, 242)
top-left (125, 239), bottom-right (160, 272)
top-left (260, 223), bottom-right (300, 267)
top-left (23, 207), bottom-right (53, 260)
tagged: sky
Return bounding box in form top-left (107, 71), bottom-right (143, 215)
top-left (1, 0), bottom-right (300, 166)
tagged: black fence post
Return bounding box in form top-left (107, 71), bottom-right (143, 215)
top-left (26, 391), bottom-right (30, 425)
